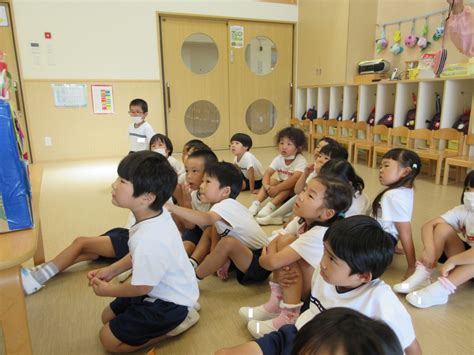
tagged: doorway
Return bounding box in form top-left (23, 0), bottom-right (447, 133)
top-left (159, 15), bottom-right (293, 151)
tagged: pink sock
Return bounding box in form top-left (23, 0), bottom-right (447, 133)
top-left (271, 302), bottom-right (303, 330)
top-left (263, 282), bottom-right (283, 313)
top-left (438, 277), bottom-right (457, 294)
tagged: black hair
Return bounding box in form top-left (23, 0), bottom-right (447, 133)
top-left (230, 133), bottom-right (253, 150)
top-left (462, 171), bottom-right (474, 204)
top-left (319, 141), bottom-right (349, 160)
top-left (205, 161), bottom-right (243, 199)
top-left (188, 149), bottom-right (218, 169)
top-left (117, 151), bottom-right (177, 211)
top-left (372, 148), bottom-right (421, 217)
top-left (319, 159), bottom-right (365, 196)
top-left (303, 175), bottom-right (353, 230)
top-left (318, 136), bottom-right (338, 146)
top-left (292, 307), bottom-right (403, 355)
top-left (129, 98), bottom-right (148, 113)
top-left (276, 126), bottom-right (307, 153)
top-left (183, 139), bottom-right (208, 152)
top-left (323, 215), bottom-right (395, 279)
top-left (149, 133), bottom-right (173, 155)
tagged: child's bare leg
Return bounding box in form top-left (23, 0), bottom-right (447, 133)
top-left (255, 186), bottom-right (269, 202)
top-left (437, 224), bottom-right (466, 260)
top-left (190, 226), bottom-right (213, 264)
top-left (445, 264), bottom-right (474, 286)
top-left (215, 341), bottom-right (263, 355)
top-left (101, 305), bottom-right (116, 324)
top-left (196, 237), bottom-right (253, 279)
top-left (51, 236), bottom-right (116, 272)
top-left (270, 190), bottom-right (292, 207)
top-left (183, 241), bottom-right (196, 256)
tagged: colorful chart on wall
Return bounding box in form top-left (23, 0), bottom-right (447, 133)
top-left (91, 84), bottom-right (114, 114)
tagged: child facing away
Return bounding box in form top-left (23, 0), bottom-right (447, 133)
top-left (166, 162), bottom-right (271, 285)
top-left (128, 98), bottom-right (155, 153)
top-left (256, 139), bottom-right (348, 226)
top-left (149, 133), bottom-right (185, 184)
top-left (292, 307), bottom-right (403, 355)
top-left (217, 216), bottom-right (421, 355)
top-left (230, 133), bottom-right (264, 193)
top-left (394, 171), bottom-right (474, 308)
top-left (249, 127), bottom-right (307, 218)
top-left (240, 176), bottom-right (352, 334)
top-left (86, 151), bottom-right (199, 353)
top-left (319, 159), bottom-right (371, 217)
top-left (373, 148), bottom-right (421, 279)
top-left (173, 149), bottom-right (218, 256)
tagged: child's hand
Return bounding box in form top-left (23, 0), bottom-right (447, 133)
top-left (279, 265), bottom-right (299, 287)
top-left (87, 267), bottom-right (114, 285)
top-left (267, 185), bottom-right (279, 197)
top-left (216, 259), bottom-right (231, 280)
top-left (304, 163), bottom-right (315, 175)
top-left (91, 277), bottom-right (112, 297)
top-left (182, 183), bottom-right (193, 203)
top-left (420, 248), bottom-right (437, 269)
top-left (440, 259), bottom-right (456, 277)
top-left (403, 265), bottom-right (416, 280)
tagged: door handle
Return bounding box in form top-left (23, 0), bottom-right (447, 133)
top-left (166, 82), bottom-right (171, 111)
top-left (289, 82), bottom-right (293, 109)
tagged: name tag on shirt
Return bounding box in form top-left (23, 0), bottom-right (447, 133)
top-left (137, 137), bottom-right (146, 143)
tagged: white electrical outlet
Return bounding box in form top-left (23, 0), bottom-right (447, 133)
top-left (44, 137), bottom-right (52, 146)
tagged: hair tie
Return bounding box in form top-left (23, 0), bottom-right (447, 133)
top-left (337, 211), bottom-right (346, 218)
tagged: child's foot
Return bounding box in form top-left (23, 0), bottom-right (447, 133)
top-left (216, 260), bottom-right (231, 280)
top-left (257, 203), bottom-right (276, 218)
top-left (256, 214), bottom-right (284, 226)
top-left (247, 302), bottom-right (302, 338)
top-left (239, 305), bottom-right (280, 322)
top-left (406, 281), bottom-right (450, 308)
top-left (249, 201), bottom-right (261, 216)
top-left (21, 267), bottom-right (44, 295)
top-left (166, 308), bottom-right (200, 336)
top-left (393, 262), bottom-right (431, 294)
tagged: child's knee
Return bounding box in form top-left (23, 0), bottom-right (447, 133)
top-left (72, 236), bottom-right (89, 249)
top-left (99, 324), bottom-right (120, 352)
top-left (101, 306), bottom-right (116, 324)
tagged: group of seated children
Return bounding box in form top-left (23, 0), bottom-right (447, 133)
top-left (20, 120), bottom-right (473, 353)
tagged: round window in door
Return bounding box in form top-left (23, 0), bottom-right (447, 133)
top-left (181, 33), bottom-right (219, 74)
top-left (245, 99), bottom-right (277, 135)
top-left (245, 36), bottom-right (278, 76)
top-left (185, 100), bottom-right (220, 138)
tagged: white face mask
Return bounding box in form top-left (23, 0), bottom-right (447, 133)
top-left (284, 155), bottom-right (296, 160)
top-left (131, 116), bottom-right (143, 124)
top-left (153, 148), bottom-right (167, 157)
top-left (464, 192), bottom-right (474, 211)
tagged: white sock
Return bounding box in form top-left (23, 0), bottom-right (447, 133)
top-left (252, 200), bottom-right (261, 206)
top-left (31, 262), bottom-right (59, 285)
top-left (266, 202), bottom-right (276, 211)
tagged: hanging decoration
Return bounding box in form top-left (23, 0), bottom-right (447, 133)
top-left (405, 19), bottom-right (418, 48)
top-left (376, 25), bottom-right (388, 53)
top-left (433, 12), bottom-right (446, 41)
top-left (390, 23), bottom-right (404, 55)
top-left (417, 17), bottom-right (431, 50)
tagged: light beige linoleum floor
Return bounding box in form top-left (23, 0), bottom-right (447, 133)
top-left (1, 147), bottom-right (473, 354)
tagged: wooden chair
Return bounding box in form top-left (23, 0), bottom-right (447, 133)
top-left (408, 128), bottom-right (463, 184)
top-left (349, 121), bottom-right (371, 164)
top-left (336, 120), bottom-right (355, 161)
top-left (443, 133), bottom-right (474, 185)
top-left (372, 126), bottom-right (410, 168)
top-left (290, 118), bottom-right (313, 152)
top-left (324, 119), bottom-right (339, 141)
top-left (354, 124), bottom-right (390, 166)
top-left (312, 118), bottom-right (326, 151)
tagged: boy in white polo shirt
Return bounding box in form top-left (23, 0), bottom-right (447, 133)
top-left (167, 161), bottom-right (270, 284)
top-left (128, 98), bottom-right (155, 152)
top-left (88, 151), bottom-right (199, 352)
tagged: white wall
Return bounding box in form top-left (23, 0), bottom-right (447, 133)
top-left (12, 0), bottom-right (298, 80)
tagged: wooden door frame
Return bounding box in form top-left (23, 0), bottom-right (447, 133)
top-left (157, 13), bottom-right (296, 143)
top-left (1, 0), bottom-right (33, 162)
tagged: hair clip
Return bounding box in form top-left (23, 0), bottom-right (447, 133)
top-left (337, 211), bottom-right (346, 218)
top-left (412, 163), bottom-right (418, 169)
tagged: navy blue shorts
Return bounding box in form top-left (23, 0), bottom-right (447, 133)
top-left (182, 225), bottom-right (203, 245)
top-left (256, 324), bottom-right (297, 355)
top-left (234, 248), bottom-right (271, 285)
top-left (100, 227), bottom-right (130, 260)
top-left (241, 172), bottom-right (262, 191)
top-left (109, 296), bottom-right (188, 346)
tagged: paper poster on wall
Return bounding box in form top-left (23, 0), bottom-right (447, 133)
top-left (92, 85), bottom-right (114, 114)
top-left (0, 5), bottom-right (8, 27)
top-left (52, 84), bottom-right (87, 107)
top-left (230, 25), bottom-right (244, 48)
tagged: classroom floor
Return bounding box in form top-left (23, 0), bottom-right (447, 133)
top-left (1, 147), bottom-right (473, 355)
